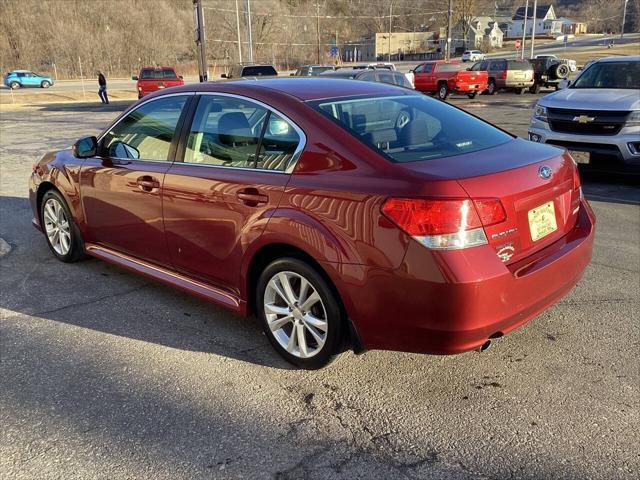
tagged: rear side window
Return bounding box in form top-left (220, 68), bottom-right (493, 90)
top-left (358, 71), bottom-right (376, 82)
top-left (311, 94), bottom-right (512, 163)
top-left (376, 71), bottom-right (394, 85)
top-left (241, 66), bottom-right (277, 76)
top-left (184, 95), bottom-right (300, 171)
top-left (507, 60), bottom-right (532, 70)
top-left (491, 60), bottom-right (507, 70)
top-left (101, 95), bottom-right (188, 161)
top-left (392, 72), bottom-right (412, 88)
top-left (435, 63), bottom-right (464, 72)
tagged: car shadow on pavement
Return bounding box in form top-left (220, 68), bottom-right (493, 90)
top-left (0, 195), bottom-right (292, 370)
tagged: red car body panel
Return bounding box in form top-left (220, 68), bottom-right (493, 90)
top-left (414, 60), bottom-right (488, 95)
top-left (136, 66), bottom-right (184, 98)
top-left (28, 78), bottom-right (595, 356)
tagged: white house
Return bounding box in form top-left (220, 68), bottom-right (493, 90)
top-left (449, 17), bottom-right (504, 51)
top-left (507, 4), bottom-right (563, 38)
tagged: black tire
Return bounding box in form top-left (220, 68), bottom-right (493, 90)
top-left (487, 79), bottom-right (497, 95)
top-left (256, 257), bottom-right (345, 369)
top-left (40, 189), bottom-right (87, 263)
top-left (9, 81), bottom-right (20, 89)
top-left (529, 82), bottom-right (541, 94)
top-left (41, 80), bottom-right (51, 88)
top-left (437, 82), bottom-right (449, 100)
top-left (551, 63), bottom-right (570, 80)
top-left (467, 91), bottom-right (478, 99)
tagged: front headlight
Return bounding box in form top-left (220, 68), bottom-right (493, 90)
top-left (533, 104), bottom-right (548, 122)
top-left (626, 111), bottom-right (640, 127)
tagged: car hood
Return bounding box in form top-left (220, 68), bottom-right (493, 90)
top-left (540, 88), bottom-right (640, 111)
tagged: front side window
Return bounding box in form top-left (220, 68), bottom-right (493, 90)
top-left (311, 94), bottom-right (512, 163)
top-left (101, 95), bottom-right (188, 161)
top-left (572, 61), bottom-right (640, 89)
top-left (184, 95), bottom-right (301, 171)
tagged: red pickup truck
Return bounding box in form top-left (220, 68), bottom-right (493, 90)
top-left (132, 66), bottom-right (184, 99)
top-left (413, 61), bottom-right (488, 100)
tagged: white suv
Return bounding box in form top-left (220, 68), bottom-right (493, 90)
top-left (462, 50), bottom-right (485, 62)
top-left (528, 56), bottom-right (640, 173)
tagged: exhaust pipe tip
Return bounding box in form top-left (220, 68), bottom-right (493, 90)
top-left (477, 340), bottom-right (492, 353)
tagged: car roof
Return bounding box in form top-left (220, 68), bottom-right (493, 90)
top-left (166, 77), bottom-right (414, 102)
top-left (9, 70), bottom-right (32, 73)
top-left (594, 55), bottom-right (640, 63)
top-left (140, 66), bottom-right (177, 69)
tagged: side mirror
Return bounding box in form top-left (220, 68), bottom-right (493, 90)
top-left (72, 136), bottom-right (97, 158)
top-left (221, 73), bottom-right (228, 78)
top-left (558, 79), bottom-right (571, 90)
top-left (179, 75), bottom-right (184, 79)
top-left (131, 75), bottom-right (138, 80)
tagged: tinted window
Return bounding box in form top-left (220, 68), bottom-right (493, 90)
top-left (162, 68), bottom-right (178, 79)
top-left (435, 63), bottom-right (464, 72)
top-left (241, 66), bottom-right (277, 76)
top-left (184, 95), bottom-right (300, 171)
top-left (507, 60), bottom-right (532, 70)
top-left (101, 95), bottom-right (188, 161)
top-left (358, 71), bottom-right (376, 82)
top-left (311, 95), bottom-right (512, 163)
top-left (491, 60), bottom-right (507, 70)
top-left (392, 72), bottom-right (411, 88)
top-left (256, 113), bottom-right (301, 171)
top-left (572, 61), bottom-right (640, 89)
top-left (421, 63), bottom-right (434, 73)
top-left (470, 62), bottom-right (483, 71)
top-left (140, 69), bottom-right (157, 79)
top-left (376, 71), bottom-right (395, 84)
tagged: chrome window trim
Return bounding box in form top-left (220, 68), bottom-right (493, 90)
top-left (96, 92), bottom-right (195, 163)
top-left (185, 91), bottom-right (307, 174)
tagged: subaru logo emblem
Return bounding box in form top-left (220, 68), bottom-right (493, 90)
top-left (539, 165), bottom-right (552, 180)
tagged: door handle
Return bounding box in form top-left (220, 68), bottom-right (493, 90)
top-left (237, 188), bottom-right (268, 206)
top-left (136, 175), bottom-right (160, 192)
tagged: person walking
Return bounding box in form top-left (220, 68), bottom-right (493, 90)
top-left (97, 71), bottom-right (109, 104)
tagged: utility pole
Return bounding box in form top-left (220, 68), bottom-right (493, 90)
top-left (388, 3), bottom-right (393, 62)
top-left (445, 0), bottom-right (453, 60)
top-left (193, 0), bottom-right (207, 82)
top-left (530, 0), bottom-right (537, 59)
top-left (521, 0), bottom-right (529, 61)
top-left (621, 0), bottom-right (629, 38)
top-left (245, 0), bottom-right (254, 63)
top-left (316, 2), bottom-right (321, 64)
top-left (235, 0), bottom-right (243, 64)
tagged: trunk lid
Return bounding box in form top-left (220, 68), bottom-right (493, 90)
top-left (400, 139), bottom-right (581, 263)
top-left (455, 70), bottom-right (487, 84)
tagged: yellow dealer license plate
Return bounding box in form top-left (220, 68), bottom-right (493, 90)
top-left (528, 201), bottom-right (557, 241)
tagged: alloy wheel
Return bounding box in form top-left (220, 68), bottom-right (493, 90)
top-left (263, 271), bottom-right (328, 359)
top-left (43, 198), bottom-right (71, 255)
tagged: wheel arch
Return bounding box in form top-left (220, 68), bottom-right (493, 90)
top-left (245, 242), bottom-right (363, 353)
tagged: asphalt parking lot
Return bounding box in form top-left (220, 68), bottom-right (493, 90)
top-left (1, 93), bottom-right (638, 480)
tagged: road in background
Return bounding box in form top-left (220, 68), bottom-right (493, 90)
top-left (1, 95), bottom-right (638, 480)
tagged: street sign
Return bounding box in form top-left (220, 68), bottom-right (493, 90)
top-left (515, 39), bottom-right (521, 49)
top-left (564, 35), bottom-right (569, 45)
top-left (330, 46), bottom-right (338, 57)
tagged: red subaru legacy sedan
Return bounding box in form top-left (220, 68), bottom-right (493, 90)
top-left (29, 78), bottom-right (595, 368)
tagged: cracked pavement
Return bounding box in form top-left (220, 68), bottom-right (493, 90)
top-left (1, 95), bottom-right (639, 479)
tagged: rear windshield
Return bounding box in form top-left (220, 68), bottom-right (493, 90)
top-left (241, 66), bottom-right (277, 76)
top-left (507, 60), bottom-right (532, 70)
top-left (310, 94), bottom-right (512, 163)
top-left (141, 68), bottom-right (178, 79)
top-left (310, 66), bottom-right (334, 75)
top-left (572, 61), bottom-right (640, 89)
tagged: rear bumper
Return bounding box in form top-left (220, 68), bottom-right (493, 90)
top-left (453, 83), bottom-right (488, 93)
top-left (332, 201), bottom-right (595, 355)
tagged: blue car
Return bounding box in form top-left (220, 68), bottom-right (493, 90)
top-left (4, 70), bottom-right (54, 89)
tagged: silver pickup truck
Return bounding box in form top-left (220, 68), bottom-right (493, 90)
top-left (528, 56), bottom-right (640, 173)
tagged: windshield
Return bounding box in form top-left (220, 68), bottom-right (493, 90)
top-left (572, 61), bottom-right (640, 89)
top-left (310, 94), bottom-right (512, 163)
top-left (242, 66), bottom-right (277, 76)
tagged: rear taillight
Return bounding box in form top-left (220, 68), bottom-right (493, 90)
top-left (500, 70), bottom-right (507, 80)
top-left (382, 198), bottom-right (506, 250)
